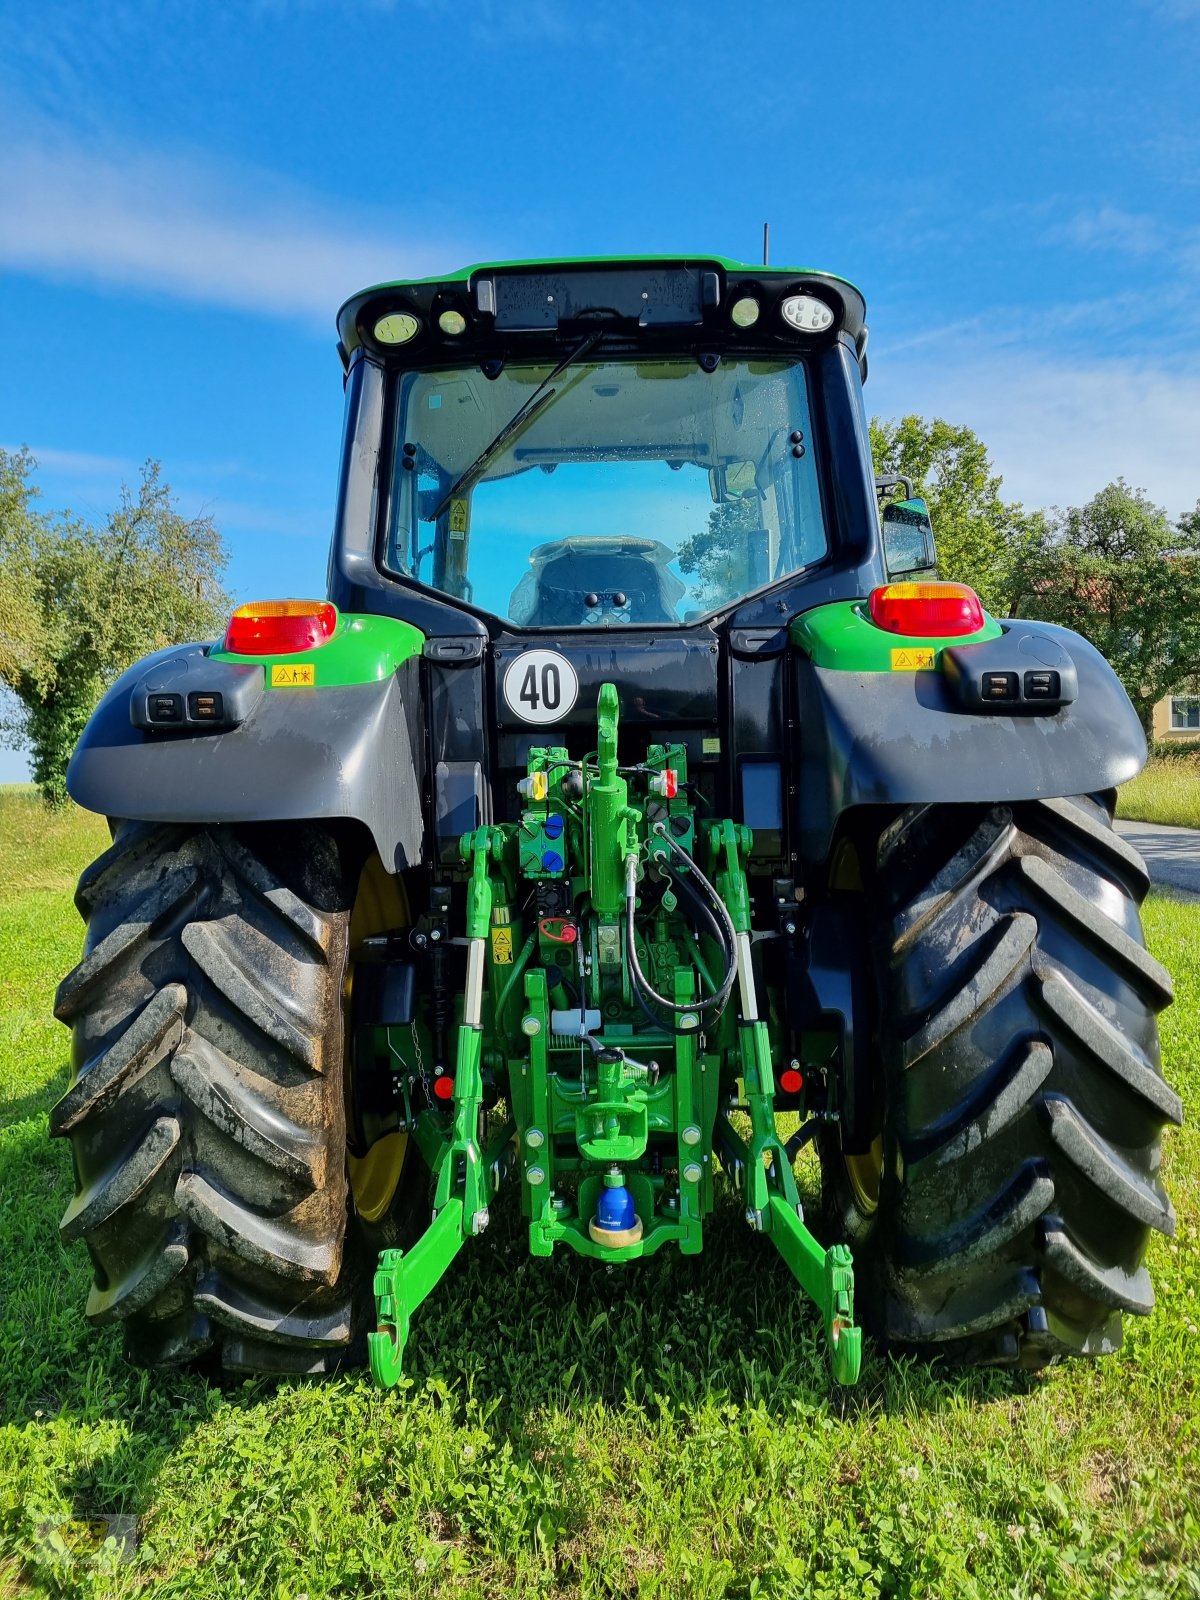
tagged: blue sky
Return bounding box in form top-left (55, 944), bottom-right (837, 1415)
top-left (2, 0), bottom-right (1199, 779)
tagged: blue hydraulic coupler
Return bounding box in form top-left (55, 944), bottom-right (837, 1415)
top-left (589, 1168), bottom-right (643, 1247)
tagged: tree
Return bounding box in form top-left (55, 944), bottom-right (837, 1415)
top-left (676, 495), bottom-right (762, 609)
top-left (869, 415), bottom-right (1044, 613)
top-left (0, 451), bottom-right (232, 805)
top-left (1007, 479), bottom-right (1200, 733)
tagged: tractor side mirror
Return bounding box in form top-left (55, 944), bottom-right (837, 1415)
top-left (881, 497), bottom-right (938, 579)
top-left (708, 461), bottom-right (758, 503)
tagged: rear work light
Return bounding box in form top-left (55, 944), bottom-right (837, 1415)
top-left (224, 599), bottom-right (338, 656)
top-left (868, 582), bottom-right (985, 638)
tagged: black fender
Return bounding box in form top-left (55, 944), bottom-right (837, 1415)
top-left (795, 621), bottom-right (1146, 863)
top-left (66, 642), bottom-right (427, 872)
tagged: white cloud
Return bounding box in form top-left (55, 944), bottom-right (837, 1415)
top-left (869, 341), bottom-right (1200, 518)
top-left (1045, 206), bottom-right (1166, 259)
top-left (187, 496), bottom-right (329, 540)
top-left (6, 445), bottom-right (137, 479)
top-left (0, 132), bottom-right (454, 324)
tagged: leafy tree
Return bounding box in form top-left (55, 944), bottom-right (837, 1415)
top-left (1178, 498), bottom-right (1200, 546)
top-left (1008, 479), bottom-right (1200, 733)
top-left (676, 495), bottom-right (762, 609)
top-left (869, 415), bottom-right (1044, 613)
top-left (0, 450), bottom-right (232, 804)
top-left (675, 416), bottom-right (1041, 617)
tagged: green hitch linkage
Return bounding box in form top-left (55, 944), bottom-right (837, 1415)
top-left (712, 816), bottom-right (863, 1387)
top-left (368, 830), bottom-right (500, 1388)
top-left (825, 1242), bottom-right (863, 1387)
top-left (369, 1205), bottom-right (466, 1387)
top-left (758, 1162), bottom-right (864, 1384)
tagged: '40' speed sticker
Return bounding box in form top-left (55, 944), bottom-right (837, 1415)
top-left (501, 650), bottom-right (579, 725)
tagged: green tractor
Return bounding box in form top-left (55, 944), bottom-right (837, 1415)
top-left (54, 256), bottom-right (1180, 1385)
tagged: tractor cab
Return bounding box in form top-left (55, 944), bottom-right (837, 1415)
top-left (329, 258), bottom-right (877, 640)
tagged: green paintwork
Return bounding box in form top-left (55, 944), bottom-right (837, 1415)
top-left (211, 610), bottom-right (424, 688)
top-left (790, 598), bottom-right (1002, 672)
top-left (368, 682), bottom-right (861, 1388)
top-left (589, 682), bottom-right (633, 923)
top-left (369, 826), bottom-right (512, 1386)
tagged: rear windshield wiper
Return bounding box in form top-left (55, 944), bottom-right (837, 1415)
top-left (430, 331), bottom-right (601, 522)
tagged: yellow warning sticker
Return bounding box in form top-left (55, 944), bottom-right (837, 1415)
top-left (890, 647), bottom-right (935, 672)
top-left (271, 662), bottom-right (315, 687)
top-left (702, 736), bottom-right (721, 755)
top-left (490, 926), bottom-right (514, 964)
top-left (448, 499), bottom-right (470, 540)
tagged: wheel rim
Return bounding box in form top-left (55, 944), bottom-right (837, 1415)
top-left (347, 1131), bottom-right (410, 1222)
top-left (844, 1135), bottom-right (883, 1217)
top-left (345, 856), bottom-right (411, 1220)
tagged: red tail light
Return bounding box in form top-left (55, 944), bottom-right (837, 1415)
top-left (868, 582), bottom-right (984, 638)
top-left (224, 599), bottom-right (338, 656)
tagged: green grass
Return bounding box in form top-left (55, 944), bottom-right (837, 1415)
top-left (1117, 755), bottom-right (1200, 830)
top-left (1, 786), bottom-right (1198, 1599)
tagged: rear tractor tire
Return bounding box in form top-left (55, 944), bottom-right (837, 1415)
top-left (822, 794), bottom-right (1181, 1369)
top-left (52, 821), bottom-right (361, 1375)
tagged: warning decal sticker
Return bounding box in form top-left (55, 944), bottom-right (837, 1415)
top-left (889, 647), bottom-right (935, 672)
top-left (271, 662), bottom-right (315, 687)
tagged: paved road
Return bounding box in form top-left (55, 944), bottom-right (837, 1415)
top-left (1116, 819), bottom-right (1200, 898)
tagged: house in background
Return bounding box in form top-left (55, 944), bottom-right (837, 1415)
top-left (1152, 690), bottom-right (1200, 740)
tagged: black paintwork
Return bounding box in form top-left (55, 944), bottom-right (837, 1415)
top-left (129, 652), bottom-right (264, 731)
top-left (336, 259), bottom-right (867, 369)
top-left (942, 627), bottom-right (1079, 711)
top-left (68, 644), bottom-right (427, 872)
top-left (795, 622), bottom-right (1145, 862)
top-left (792, 904), bottom-right (871, 1151)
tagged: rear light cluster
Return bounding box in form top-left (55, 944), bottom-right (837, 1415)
top-left (868, 582), bottom-right (984, 638)
top-left (224, 599), bottom-right (338, 656)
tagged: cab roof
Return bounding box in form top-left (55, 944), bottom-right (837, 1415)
top-left (336, 254), bottom-right (867, 368)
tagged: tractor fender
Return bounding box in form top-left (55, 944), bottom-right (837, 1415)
top-left (66, 640), bottom-right (427, 871)
top-left (795, 620), bottom-right (1146, 863)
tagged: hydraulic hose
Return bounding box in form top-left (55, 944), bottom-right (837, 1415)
top-left (654, 825), bottom-right (740, 962)
top-left (672, 867), bottom-right (734, 977)
top-left (624, 839), bottom-right (738, 1015)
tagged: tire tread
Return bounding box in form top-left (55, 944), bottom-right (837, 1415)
top-left (53, 823), bottom-right (353, 1373)
top-left (836, 796), bottom-right (1178, 1369)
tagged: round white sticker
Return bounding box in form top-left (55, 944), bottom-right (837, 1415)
top-left (502, 650), bottom-right (579, 726)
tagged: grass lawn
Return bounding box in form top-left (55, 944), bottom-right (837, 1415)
top-left (1, 785), bottom-right (1198, 1599)
top-left (1117, 753), bottom-right (1200, 831)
